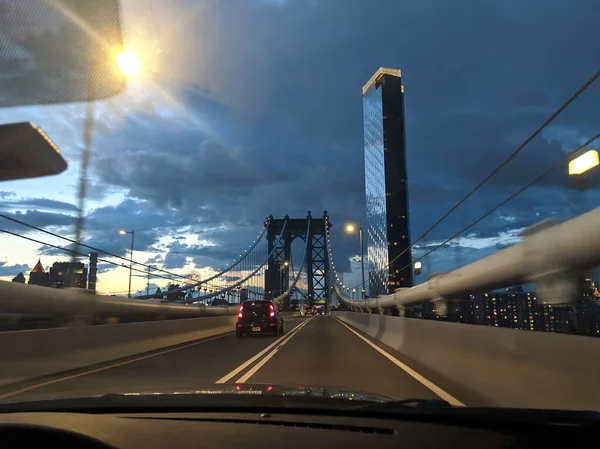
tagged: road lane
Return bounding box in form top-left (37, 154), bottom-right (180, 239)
top-left (246, 316), bottom-right (450, 401)
top-left (4, 317), bottom-right (305, 401)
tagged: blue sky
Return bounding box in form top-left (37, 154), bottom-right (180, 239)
top-left (1, 0), bottom-right (599, 294)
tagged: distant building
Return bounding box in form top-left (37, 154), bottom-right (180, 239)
top-left (11, 272), bottom-right (25, 283)
top-left (362, 67), bottom-right (412, 296)
top-left (88, 252), bottom-right (98, 291)
top-left (49, 262), bottom-right (87, 288)
top-left (28, 259), bottom-right (50, 286)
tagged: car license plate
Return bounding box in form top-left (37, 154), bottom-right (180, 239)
top-left (252, 326), bottom-right (261, 332)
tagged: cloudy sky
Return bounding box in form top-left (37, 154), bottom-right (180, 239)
top-left (0, 0), bottom-right (599, 294)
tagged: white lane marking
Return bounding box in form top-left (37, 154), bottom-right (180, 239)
top-left (334, 318), bottom-right (466, 407)
top-left (235, 318), bottom-right (312, 383)
top-left (215, 317), bottom-right (311, 384)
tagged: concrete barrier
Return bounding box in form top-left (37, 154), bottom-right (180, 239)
top-left (333, 311), bottom-right (600, 410)
top-left (0, 315), bottom-right (237, 388)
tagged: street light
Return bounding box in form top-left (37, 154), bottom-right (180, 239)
top-left (119, 230), bottom-right (135, 298)
top-left (345, 223), bottom-right (365, 299)
top-left (414, 261), bottom-right (422, 276)
top-left (569, 150), bottom-right (599, 176)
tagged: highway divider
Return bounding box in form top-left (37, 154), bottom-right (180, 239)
top-left (333, 311), bottom-right (600, 411)
top-left (0, 315), bottom-right (236, 389)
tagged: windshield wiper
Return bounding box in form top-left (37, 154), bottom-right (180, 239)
top-left (344, 398), bottom-right (453, 411)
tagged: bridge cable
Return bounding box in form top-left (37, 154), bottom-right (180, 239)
top-left (395, 131), bottom-right (600, 273)
top-left (272, 218), bottom-right (311, 305)
top-left (183, 218), bottom-right (289, 303)
top-left (132, 220), bottom-right (270, 299)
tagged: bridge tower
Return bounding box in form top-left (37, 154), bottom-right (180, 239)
top-left (265, 211), bottom-right (331, 307)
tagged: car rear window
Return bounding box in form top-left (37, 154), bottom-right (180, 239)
top-left (243, 301), bottom-right (271, 316)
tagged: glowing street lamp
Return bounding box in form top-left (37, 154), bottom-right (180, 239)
top-left (345, 223), bottom-right (365, 299)
top-left (414, 261), bottom-right (422, 276)
top-left (569, 150), bottom-right (599, 176)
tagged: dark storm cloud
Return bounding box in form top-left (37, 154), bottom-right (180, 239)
top-left (0, 261), bottom-right (30, 276)
top-left (0, 198), bottom-right (78, 212)
top-left (0, 210), bottom-right (75, 232)
top-left (144, 254), bottom-right (164, 265)
top-left (88, 0), bottom-right (600, 274)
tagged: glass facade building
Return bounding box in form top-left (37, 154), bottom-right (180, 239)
top-left (362, 68), bottom-right (412, 296)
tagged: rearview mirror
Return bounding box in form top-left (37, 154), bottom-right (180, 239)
top-left (0, 0), bottom-right (126, 108)
top-left (0, 122), bottom-right (67, 181)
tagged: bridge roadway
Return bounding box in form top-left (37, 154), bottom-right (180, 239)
top-left (1, 316), bottom-right (471, 405)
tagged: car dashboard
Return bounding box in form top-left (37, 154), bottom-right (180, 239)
top-left (0, 409), bottom-right (589, 449)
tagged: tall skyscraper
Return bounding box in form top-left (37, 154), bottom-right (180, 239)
top-left (363, 67), bottom-right (412, 296)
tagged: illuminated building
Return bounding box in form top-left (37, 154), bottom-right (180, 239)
top-left (49, 262), bottom-right (87, 288)
top-left (362, 67), bottom-right (412, 296)
top-left (28, 258), bottom-right (50, 286)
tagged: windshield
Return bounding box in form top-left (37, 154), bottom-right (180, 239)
top-left (241, 301), bottom-right (271, 316)
top-left (0, 0), bottom-right (599, 414)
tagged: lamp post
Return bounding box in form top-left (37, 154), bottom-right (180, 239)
top-left (566, 150), bottom-right (598, 332)
top-left (119, 230), bottom-right (135, 298)
top-left (345, 223), bottom-right (365, 299)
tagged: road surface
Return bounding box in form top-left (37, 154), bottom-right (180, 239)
top-left (1, 316), bottom-right (467, 405)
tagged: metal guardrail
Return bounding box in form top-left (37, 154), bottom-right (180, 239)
top-left (0, 281), bottom-right (238, 322)
top-left (338, 206), bottom-right (600, 313)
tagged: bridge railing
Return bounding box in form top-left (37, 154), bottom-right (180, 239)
top-left (338, 205), bottom-right (600, 312)
top-left (0, 280), bottom-right (238, 327)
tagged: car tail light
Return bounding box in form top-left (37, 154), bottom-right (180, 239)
top-left (269, 304), bottom-right (275, 318)
top-left (238, 305), bottom-right (243, 318)
top-left (269, 323), bottom-right (275, 327)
